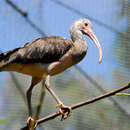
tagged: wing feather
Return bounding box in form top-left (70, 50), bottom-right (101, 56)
top-left (16, 36), bottom-right (73, 64)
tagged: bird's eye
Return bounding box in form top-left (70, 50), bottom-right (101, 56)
top-left (85, 23), bottom-right (88, 26)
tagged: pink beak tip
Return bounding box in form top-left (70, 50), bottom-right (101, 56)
top-left (98, 56), bottom-right (102, 64)
top-left (99, 60), bottom-right (101, 64)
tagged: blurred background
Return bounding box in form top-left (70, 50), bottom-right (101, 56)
top-left (0, 0), bottom-right (130, 130)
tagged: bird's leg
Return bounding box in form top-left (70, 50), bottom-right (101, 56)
top-left (45, 75), bottom-right (72, 120)
top-left (26, 77), bottom-right (41, 127)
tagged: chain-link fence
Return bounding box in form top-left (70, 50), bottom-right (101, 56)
top-left (0, 0), bottom-right (130, 130)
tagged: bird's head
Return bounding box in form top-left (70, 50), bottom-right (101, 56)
top-left (70, 18), bottom-right (102, 64)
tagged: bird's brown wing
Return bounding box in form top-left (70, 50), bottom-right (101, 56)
top-left (0, 48), bottom-right (19, 61)
top-left (9, 36), bottom-right (73, 65)
top-left (0, 47), bottom-right (20, 68)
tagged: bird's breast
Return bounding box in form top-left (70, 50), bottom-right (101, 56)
top-left (71, 47), bottom-right (87, 65)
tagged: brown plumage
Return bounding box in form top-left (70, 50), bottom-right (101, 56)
top-left (0, 36), bottom-right (72, 67)
top-left (0, 36), bottom-right (74, 77)
top-left (0, 18), bottom-right (102, 126)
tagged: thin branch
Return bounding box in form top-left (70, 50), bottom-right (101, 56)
top-left (6, 0), bottom-right (46, 35)
top-left (75, 66), bottom-right (130, 118)
top-left (20, 83), bottom-right (130, 130)
top-left (6, 0), bottom-right (27, 17)
top-left (37, 82), bottom-right (130, 124)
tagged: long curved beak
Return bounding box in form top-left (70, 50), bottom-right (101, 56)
top-left (82, 28), bottom-right (103, 64)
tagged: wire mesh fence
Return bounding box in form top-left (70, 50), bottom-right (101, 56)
top-left (0, 0), bottom-right (130, 130)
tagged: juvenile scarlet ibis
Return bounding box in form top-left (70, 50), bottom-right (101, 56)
top-left (0, 19), bottom-right (102, 124)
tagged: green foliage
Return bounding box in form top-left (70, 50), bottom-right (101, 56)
top-left (0, 119), bottom-right (8, 124)
top-left (115, 93), bottom-right (130, 96)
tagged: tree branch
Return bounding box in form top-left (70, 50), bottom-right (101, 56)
top-left (6, 0), bottom-right (27, 17)
top-left (75, 66), bottom-right (130, 119)
top-left (6, 0), bottom-right (46, 35)
top-left (20, 83), bottom-right (130, 130)
top-left (37, 82), bottom-right (130, 124)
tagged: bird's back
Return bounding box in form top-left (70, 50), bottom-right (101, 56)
top-left (0, 36), bottom-right (73, 77)
top-left (17, 36), bottom-right (73, 64)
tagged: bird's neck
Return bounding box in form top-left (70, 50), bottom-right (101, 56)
top-left (70, 30), bottom-right (84, 42)
top-left (70, 31), bottom-right (88, 65)
top-left (70, 30), bottom-right (88, 51)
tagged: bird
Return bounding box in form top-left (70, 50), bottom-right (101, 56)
top-left (0, 18), bottom-right (102, 126)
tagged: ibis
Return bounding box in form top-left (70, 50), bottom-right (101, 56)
top-left (0, 18), bottom-right (102, 124)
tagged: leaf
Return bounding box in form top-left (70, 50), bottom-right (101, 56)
top-left (0, 120), bottom-right (8, 124)
top-left (115, 93), bottom-right (130, 96)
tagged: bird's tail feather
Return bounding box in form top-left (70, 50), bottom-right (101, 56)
top-left (0, 48), bottom-right (20, 70)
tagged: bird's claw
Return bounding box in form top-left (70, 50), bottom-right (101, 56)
top-left (57, 104), bottom-right (72, 121)
top-left (27, 117), bottom-right (38, 129)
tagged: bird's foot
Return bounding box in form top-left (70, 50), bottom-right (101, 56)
top-left (27, 117), bottom-right (38, 129)
top-left (56, 104), bottom-right (72, 121)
